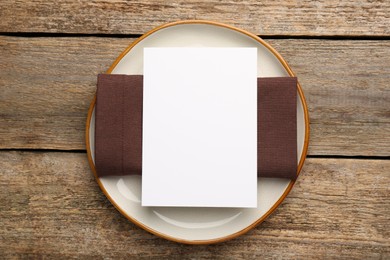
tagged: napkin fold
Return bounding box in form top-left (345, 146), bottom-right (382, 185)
top-left (95, 74), bottom-right (297, 179)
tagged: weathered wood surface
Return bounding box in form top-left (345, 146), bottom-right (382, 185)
top-left (0, 0), bottom-right (389, 36)
top-left (1, 1), bottom-right (389, 257)
top-left (0, 151), bottom-right (388, 258)
top-left (1, 36), bottom-right (389, 156)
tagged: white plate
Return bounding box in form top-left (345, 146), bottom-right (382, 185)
top-left (86, 20), bottom-right (309, 244)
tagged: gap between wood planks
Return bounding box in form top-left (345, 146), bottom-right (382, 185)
top-left (1, 31), bottom-right (390, 40)
top-left (0, 148), bottom-right (389, 160)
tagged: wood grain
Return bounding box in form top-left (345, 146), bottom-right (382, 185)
top-left (1, 1), bottom-right (388, 258)
top-left (0, 36), bottom-right (389, 156)
top-left (0, 151), bottom-right (388, 258)
top-left (0, 0), bottom-right (389, 36)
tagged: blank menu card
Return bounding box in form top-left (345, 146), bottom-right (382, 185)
top-left (142, 47), bottom-right (257, 208)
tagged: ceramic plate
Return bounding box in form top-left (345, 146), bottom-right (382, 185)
top-left (86, 20), bottom-right (309, 244)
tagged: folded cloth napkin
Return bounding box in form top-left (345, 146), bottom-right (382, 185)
top-left (95, 74), bottom-right (297, 179)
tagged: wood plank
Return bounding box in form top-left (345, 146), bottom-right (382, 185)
top-left (0, 1), bottom-right (389, 36)
top-left (1, 36), bottom-right (389, 155)
top-left (0, 151), bottom-right (389, 258)
top-left (271, 39), bottom-right (390, 156)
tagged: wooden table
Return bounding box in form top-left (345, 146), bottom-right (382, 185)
top-left (1, 1), bottom-right (389, 258)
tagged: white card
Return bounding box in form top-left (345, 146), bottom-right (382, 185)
top-left (142, 47), bottom-right (257, 207)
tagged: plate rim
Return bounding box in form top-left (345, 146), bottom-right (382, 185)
top-left (85, 20), bottom-right (310, 244)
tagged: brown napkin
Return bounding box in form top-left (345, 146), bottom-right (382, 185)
top-left (257, 77), bottom-right (297, 178)
top-left (95, 74), bottom-right (297, 179)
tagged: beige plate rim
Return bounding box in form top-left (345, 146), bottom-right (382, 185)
top-left (85, 20), bottom-right (310, 244)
